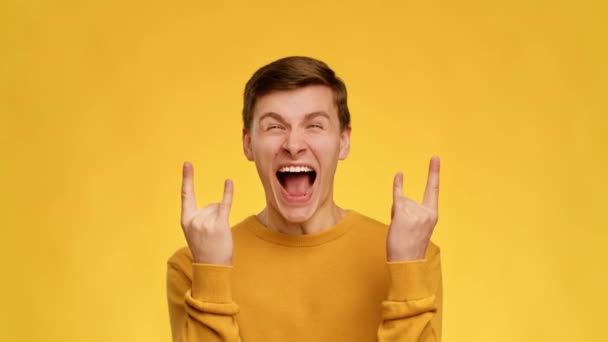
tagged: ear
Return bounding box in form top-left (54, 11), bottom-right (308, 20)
top-left (242, 128), bottom-right (254, 161)
top-left (338, 126), bottom-right (351, 160)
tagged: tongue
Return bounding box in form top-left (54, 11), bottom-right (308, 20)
top-left (283, 173), bottom-right (311, 196)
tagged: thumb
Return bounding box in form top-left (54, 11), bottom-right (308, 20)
top-left (393, 172), bottom-right (403, 202)
top-left (220, 179), bottom-right (234, 217)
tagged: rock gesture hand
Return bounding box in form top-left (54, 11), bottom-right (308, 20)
top-left (180, 161), bottom-right (234, 265)
top-left (387, 156), bottom-right (440, 262)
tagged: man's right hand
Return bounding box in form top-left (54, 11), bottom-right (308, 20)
top-left (180, 161), bottom-right (234, 265)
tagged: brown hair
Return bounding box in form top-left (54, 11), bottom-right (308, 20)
top-left (242, 56), bottom-right (350, 131)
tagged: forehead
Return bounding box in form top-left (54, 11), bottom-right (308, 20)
top-left (253, 85), bottom-right (337, 122)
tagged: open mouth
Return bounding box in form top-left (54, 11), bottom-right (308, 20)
top-left (276, 165), bottom-right (317, 197)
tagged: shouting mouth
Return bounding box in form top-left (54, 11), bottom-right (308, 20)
top-left (275, 165), bottom-right (317, 203)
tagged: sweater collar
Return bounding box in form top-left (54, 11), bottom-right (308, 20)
top-left (246, 210), bottom-right (359, 247)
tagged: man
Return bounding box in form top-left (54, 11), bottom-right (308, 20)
top-left (167, 56), bottom-right (442, 341)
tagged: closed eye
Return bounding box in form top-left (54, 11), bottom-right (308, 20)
top-left (267, 124), bottom-right (284, 131)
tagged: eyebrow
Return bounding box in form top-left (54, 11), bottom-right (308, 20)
top-left (258, 111), bottom-right (331, 124)
top-left (258, 112), bottom-right (286, 124)
top-left (304, 111), bottom-right (331, 121)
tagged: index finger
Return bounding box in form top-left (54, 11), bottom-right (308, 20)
top-left (181, 161), bottom-right (198, 217)
top-left (219, 178), bottom-right (234, 216)
top-left (422, 155), bottom-right (440, 210)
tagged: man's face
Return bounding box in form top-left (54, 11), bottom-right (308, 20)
top-left (243, 85), bottom-right (351, 224)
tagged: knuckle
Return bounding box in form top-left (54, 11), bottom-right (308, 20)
top-left (180, 215), bottom-right (193, 229)
top-left (218, 203), bottom-right (230, 213)
top-left (395, 201), bottom-right (406, 211)
top-left (425, 208), bottom-right (438, 223)
top-left (191, 216), bottom-right (208, 231)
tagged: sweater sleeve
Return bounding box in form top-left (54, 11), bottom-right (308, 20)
top-left (377, 242), bottom-right (443, 342)
top-left (167, 254), bottom-right (241, 342)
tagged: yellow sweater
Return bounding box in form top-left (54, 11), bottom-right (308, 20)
top-left (167, 211), bottom-right (442, 341)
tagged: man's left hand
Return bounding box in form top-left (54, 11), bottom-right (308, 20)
top-left (387, 156), bottom-right (440, 261)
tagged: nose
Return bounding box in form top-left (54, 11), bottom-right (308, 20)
top-left (282, 128), bottom-right (307, 157)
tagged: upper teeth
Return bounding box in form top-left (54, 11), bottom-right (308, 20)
top-left (279, 166), bottom-right (314, 173)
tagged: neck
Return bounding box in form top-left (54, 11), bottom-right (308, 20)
top-left (257, 201), bottom-right (347, 235)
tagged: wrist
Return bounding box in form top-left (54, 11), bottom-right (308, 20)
top-left (193, 252), bottom-right (232, 265)
top-left (387, 245), bottom-right (427, 262)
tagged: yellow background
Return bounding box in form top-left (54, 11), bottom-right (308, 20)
top-left (1, 1), bottom-right (606, 341)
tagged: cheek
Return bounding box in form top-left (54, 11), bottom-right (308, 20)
top-left (308, 136), bottom-right (342, 164)
top-left (252, 138), bottom-right (282, 173)
top-left (253, 136), bottom-right (282, 156)
top-left (309, 133), bottom-right (341, 151)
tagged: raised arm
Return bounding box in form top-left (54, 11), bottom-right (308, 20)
top-left (379, 156), bottom-right (443, 341)
top-left (167, 161), bottom-right (241, 342)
